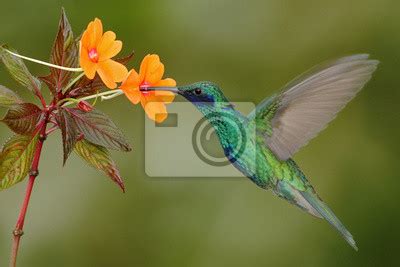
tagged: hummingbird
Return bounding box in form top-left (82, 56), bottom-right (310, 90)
top-left (146, 54), bottom-right (378, 250)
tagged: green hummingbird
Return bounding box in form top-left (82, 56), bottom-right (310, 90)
top-left (147, 54), bottom-right (378, 250)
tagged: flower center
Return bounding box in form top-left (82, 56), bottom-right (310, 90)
top-left (140, 82), bottom-right (151, 95)
top-left (88, 48), bottom-right (99, 63)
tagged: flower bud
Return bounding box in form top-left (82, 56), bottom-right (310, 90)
top-left (77, 100), bottom-right (93, 112)
top-left (77, 133), bottom-right (85, 141)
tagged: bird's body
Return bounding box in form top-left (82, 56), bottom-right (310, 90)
top-left (158, 54), bottom-right (378, 250)
top-left (207, 106), bottom-right (357, 248)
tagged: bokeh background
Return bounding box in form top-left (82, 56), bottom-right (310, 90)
top-left (1, 0), bottom-right (399, 266)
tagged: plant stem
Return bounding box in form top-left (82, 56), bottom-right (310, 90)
top-left (63, 72), bottom-right (85, 93)
top-left (45, 125), bottom-right (58, 136)
top-left (36, 91), bottom-right (47, 109)
top-left (5, 49), bottom-right (83, 72)
top-left (61, 89), bottom-right (124, 107)
top-left (9, 113), bottom-right (49, 267)
top-left (100, 90), bottom-right (124, 100)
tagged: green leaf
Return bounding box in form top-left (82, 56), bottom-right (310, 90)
top-left (75, 139), bottom-right (125, 191)
top-left (0, 85), bottom-right (23, 107)
top-left (56, 108), bottom-right (79, 165)
top-left (0, 45), bottom-right (41, 94)
top-left (66, 108), bottom-right (132, 152)
top-left (0, 134), bottom-right (39, 190)
top-left (42, 8), bottom-right (78, 94)
top-left (1, 103), bottom-right (42, 135)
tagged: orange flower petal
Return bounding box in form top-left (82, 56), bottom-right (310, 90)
top-left (101, 40), bottom-right (122, 61)
top-left (120, 69), bottom-right (140, 90)
top-left (154, 78), bottom-right (176, 87)
top-left (139, 54), bottom-right (152, 77)
top-left (148, 62), bottom-right (164, 84)
top-left (97, 31), bottom-right (122, 61)
top-left (97, 60), bottom-right (128, 89)
top-left (124, 88), bottom-right (141, 104)
top-left (80, 23), bottom-right (93, 49)
top-left (152, 91), bottom-right (175, 104)
top-left (80, 47), bottom-right (97, 79)
top-left (152, 78), bottom-right (177, 104)
top-left (120, 70), bottom-right (141, 104)
top-left (153, 91), bottom-right (175, 104)
top-left (91, 18), bottom-right (103, 47)
top-left (97, 68), bottom-right (115, 89)
top-left (139, 54), bottom-right (164, 84)
top-left (142, 100), bottom-right (168, 123)
top-left (81, 18), bottom-right (103, 49)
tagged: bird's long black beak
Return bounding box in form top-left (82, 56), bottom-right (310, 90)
top-left (140, 86), bottom-right (180, 94)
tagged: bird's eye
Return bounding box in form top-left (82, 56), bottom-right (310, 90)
top-left (194, 88), bottom-right (202, 95)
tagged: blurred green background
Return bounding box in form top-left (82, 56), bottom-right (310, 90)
top-left (1, 0), bottom-right (399, 266)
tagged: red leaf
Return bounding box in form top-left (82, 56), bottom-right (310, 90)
top-left (41, 8), bottom-right (78, 94)
top-left (38, 75), bottom-right (56, 95)
top-left (116, 50), bottom-right (135, 65)
top-left (0, 45), bottom-right (42, 95)
top-left (74, 139), bottom-right (125, 192)
top-left (56, 108), bottom-right (79, 165)
top-left (65, 108), bottom-right (132, 152)
top-left (1, 103), bottom-right (43, 135)
top-left (67, 74), bottom-right (104, 98)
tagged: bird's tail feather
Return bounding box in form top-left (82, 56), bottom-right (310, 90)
top-left (275, 181), bottom-right (358, 250)
top-left (300, 189), bottom-right (358, 250)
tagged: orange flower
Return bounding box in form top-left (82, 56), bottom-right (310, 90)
top-left (80, 18), bottom-right (128, 89)
top-left (120, 54), bottom-right (176, 123)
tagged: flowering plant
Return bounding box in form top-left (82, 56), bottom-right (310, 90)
top-left (0, 9), bottom-right (175, 266)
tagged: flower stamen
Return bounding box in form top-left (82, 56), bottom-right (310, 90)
top-left (88, 48), bottom-right (99, 63)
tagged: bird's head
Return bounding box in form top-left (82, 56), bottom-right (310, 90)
top-left (143, 81), bottom-right (233, 116)
top-left (176, 81), bottom-right (228, 104)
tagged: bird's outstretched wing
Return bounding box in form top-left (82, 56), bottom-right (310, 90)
top-left (252, 54), bottom-right (379, 161)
